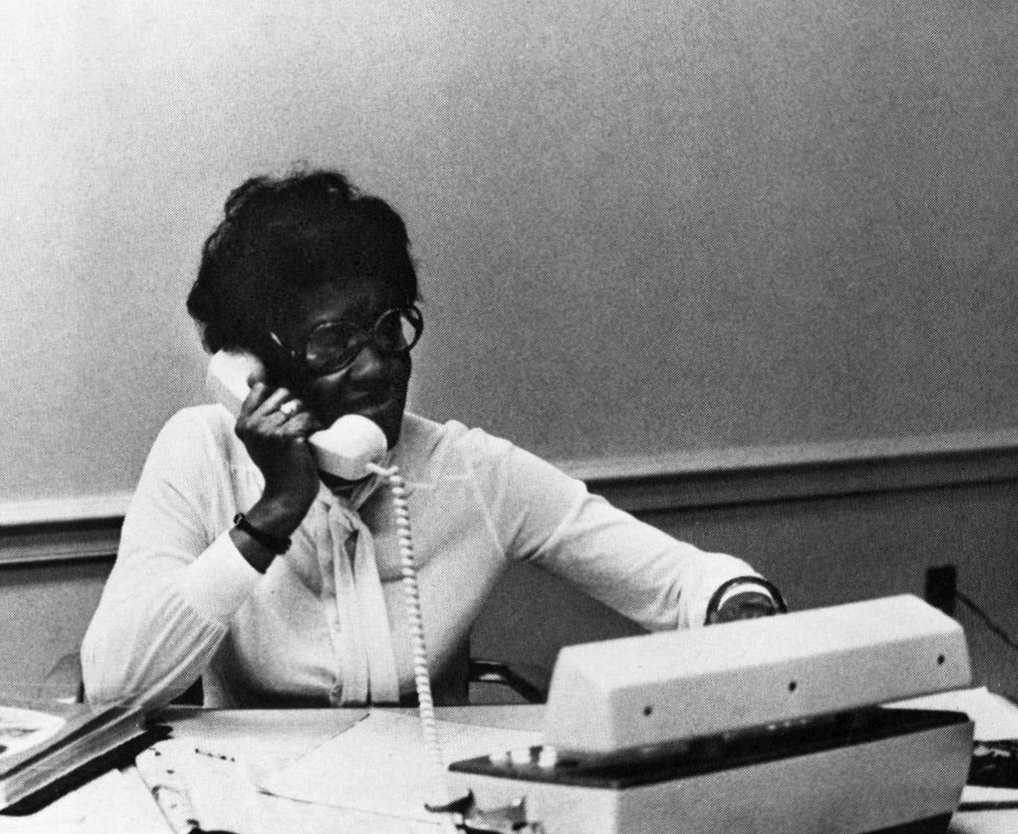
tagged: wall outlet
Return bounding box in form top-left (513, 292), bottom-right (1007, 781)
top-left (925, 565), bottom-right (957, 616)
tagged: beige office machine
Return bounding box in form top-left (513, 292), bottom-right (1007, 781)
top-left (450, 594), bottom-right (975, 834)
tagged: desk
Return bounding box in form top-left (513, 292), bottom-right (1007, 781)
top-left (12, 701), bottom-right (1018, 834)
top-left (14, 705), bottom-right (541, 834)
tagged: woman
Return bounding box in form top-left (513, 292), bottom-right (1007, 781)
top-left (81, 169), bottom-right (783, 710)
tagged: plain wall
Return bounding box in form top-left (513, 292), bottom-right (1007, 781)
top-left (3, 0), bottom-right (1018, 512)
top-left (0, 560), bottom-right (108, 697)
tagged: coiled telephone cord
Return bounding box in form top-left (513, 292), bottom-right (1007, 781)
top-left (369, 463), bottom-right (462, 825)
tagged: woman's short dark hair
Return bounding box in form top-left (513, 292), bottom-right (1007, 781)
top-left (187, 168), bottom-right (418, 355)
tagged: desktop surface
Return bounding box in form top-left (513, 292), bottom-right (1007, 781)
top-left (162, 702), bottom-right (544, 733)
top-left (147, 697), bottom-right (1018, 834)
top-left (10, 698), bottom-right (1018, 834)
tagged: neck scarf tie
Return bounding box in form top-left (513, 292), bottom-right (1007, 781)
top-left (315, 479), bottom-right (401, 705)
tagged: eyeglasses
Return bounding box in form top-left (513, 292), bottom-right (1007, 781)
top-left (272, 305), bottom-right (423, 377)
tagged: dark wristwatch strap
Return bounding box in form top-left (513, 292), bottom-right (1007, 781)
top-left (705, 576), bottom-right (788, 624)
top-left (233, 512), bottom-right (292, 556)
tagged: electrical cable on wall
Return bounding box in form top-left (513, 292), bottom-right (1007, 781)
top-left (956, 590), bottom-right (1018, 656)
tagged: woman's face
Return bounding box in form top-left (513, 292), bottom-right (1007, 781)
top-left (277, 278), bottom-right (414, 451)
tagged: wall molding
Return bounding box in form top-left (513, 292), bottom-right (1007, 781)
top-left (0, 493), bottom-right (131, 567)
top-left (0, 493), bottom-right (132, 527)
top-left (4, 429), bottom-right (1018, 565)
top-left (557, 428), bottom-right (1018, 512)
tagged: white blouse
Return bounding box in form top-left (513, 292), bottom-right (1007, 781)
top-left (82, 406), bottom-right (765, 709)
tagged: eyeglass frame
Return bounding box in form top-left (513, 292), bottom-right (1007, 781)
top-left (269, 303), bottom-right (424, 379)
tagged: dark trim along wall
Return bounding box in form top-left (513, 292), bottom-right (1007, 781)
top-left (3, 429), bottom-right (1018, 566)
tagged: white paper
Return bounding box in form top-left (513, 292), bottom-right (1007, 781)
top-left (134, 724), bottom-right (443, 834)
top-left (135, 737), bottom-right (300, 834)
top-left (951, 810), bottom-right (1018, 834)
top-left (14, 768), bottom-right (173, 834)
top-left (260, 711), bottom-right (540, 822)
top-left (891, 687), bottom-right (1018, 740)
top-left (0, 707), bottom-right (66, 762)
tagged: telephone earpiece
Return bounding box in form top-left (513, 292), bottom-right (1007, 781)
top-left (206, 350), bottom-right (387, 481)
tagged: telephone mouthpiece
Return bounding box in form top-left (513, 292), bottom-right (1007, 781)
top-left (310, 414), bottom-right (388, 481)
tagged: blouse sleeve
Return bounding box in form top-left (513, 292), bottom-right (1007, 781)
top-left (80, 410), bottom-right (261, 710)
top-left (464, 430), bottom-right (767, 631)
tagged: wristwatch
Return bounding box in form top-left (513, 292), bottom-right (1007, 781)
top-left (705, 577), bottom-right (787, 624)
top-left (232, 512), bottom-right (292, 555)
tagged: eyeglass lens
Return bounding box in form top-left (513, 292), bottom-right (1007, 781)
top-left (305, 308), bottom-right (421, 374)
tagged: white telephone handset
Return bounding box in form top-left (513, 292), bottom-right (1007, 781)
top-left (206, 350), bottom-right (388, 482)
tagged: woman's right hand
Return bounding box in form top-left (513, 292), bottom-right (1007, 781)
top-left (233, 368), bottom-right (323, 544)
